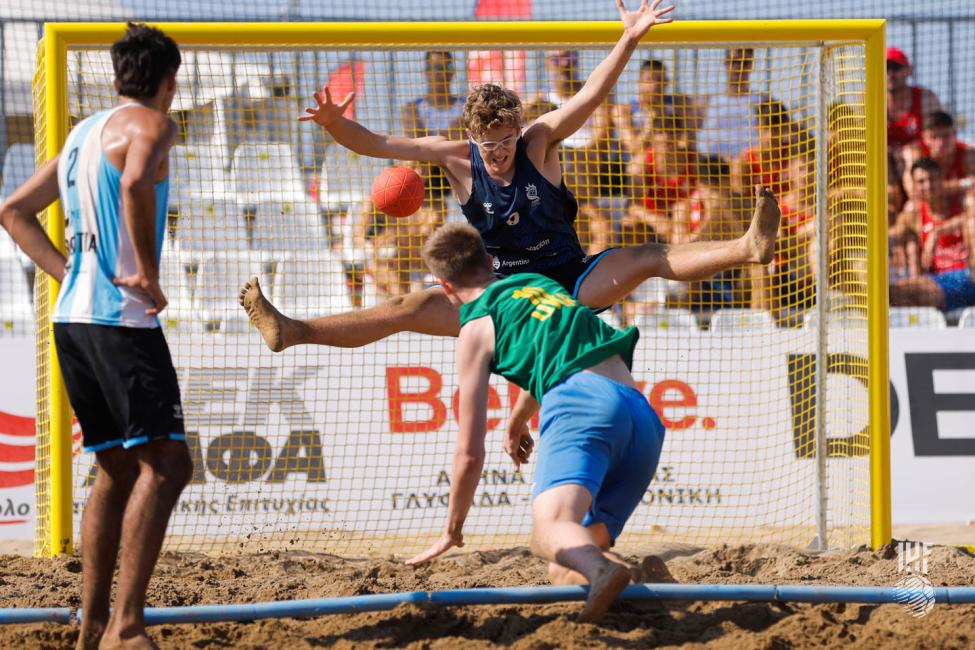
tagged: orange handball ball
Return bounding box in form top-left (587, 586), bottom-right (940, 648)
top-left (371, 166), bottom-right (425, 218)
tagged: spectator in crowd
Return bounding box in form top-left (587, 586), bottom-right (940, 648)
top-left (624, 114), bottom-right (698, 245)
top-left (733, 99), bottom-right (794, 197)
top-left (697, 48), bottom-right (770, 161)
top-left (615, 58), bottom-right (698, 154)
top-left (890, 157), bottom-right (975, 312)
top-left (376, 50), bottom-right (466, 296)
top-left (539, 49), bottom-right (616, 249)
top-left (900, 110), bottom-right (975, 210)
top-left (772, 148), bottom-right (817, 319)
top-left (670, 155), bottom-right (756, 314)
top-left (887, 178), bottom-right (921, 284)
top-left (886, 47), bottom-right (942, 152)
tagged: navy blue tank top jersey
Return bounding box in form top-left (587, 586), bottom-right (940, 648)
top-left (461, 137), bottom-right (584, 274)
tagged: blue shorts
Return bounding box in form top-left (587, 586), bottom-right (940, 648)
top-left (931, 269), bottom-right (975, 312)
top-left (532, 371), bottom-right (665, 545)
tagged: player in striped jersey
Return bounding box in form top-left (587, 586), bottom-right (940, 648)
top-left (0, 23), bottom-right (190, 650)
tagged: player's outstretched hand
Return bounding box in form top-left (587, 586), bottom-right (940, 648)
top-left (297, 84), bottom-right (355, 128)
top-left (617, 0), bottom-right (675, 42)
top-left (504, 423), bottom-right (534, 470)
top-left (113, 272), bottom-right (167, 316)
top-left (405, 531), bottom-right (464, 566)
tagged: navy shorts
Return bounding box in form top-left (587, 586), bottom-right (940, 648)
top-left (532, 371), bottom-right (665, 544)
top-left (53, 323), bottom-right (185, 453)
top-left (931, 269), bottom-right (975, 312)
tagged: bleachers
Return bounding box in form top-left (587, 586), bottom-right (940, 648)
top-left (709, 308), bottom-right (777, 332)
top-left (0, 247), bottom-right (33, 337)
top-left (635, 305), bottom-right (699, 332)
top-left (0, 144), bottom-right (34, 201)
top-left (888, 306), bottom-right (947, 329)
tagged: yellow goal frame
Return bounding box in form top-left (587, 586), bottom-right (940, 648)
top-left (35, 19), bottom-right (890, 556)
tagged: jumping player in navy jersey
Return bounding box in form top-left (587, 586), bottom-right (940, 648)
top-left (240, 0), bottom-right (781, 351)
top-left (0, 24), bottom-right (192, 650)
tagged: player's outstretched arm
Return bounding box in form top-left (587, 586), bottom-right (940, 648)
top-left (529, 0), bottom-right (673, 148)
top-left (0, 157), bottom-right (67, 282)
top-left (406, 319), bottom-right (495, 566)
top-left (299, 85), bottom-right (462, 165)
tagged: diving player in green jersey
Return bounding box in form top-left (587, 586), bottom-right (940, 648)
top-left (405, 222), bottom-right (665, 623)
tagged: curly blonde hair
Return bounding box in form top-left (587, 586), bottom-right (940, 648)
top-left (463, 84), bottom-right (523, 139)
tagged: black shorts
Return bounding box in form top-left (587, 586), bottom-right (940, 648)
top-left (53, 323), bottom-right (185, 453)
top-left (538, 248), bottom-right (618, 300)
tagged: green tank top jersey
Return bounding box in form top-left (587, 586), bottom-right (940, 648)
top-left (458, 273), bottom-right (639, 401)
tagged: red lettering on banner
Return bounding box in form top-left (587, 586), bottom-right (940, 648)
top-left (451, 386), bottom-right (503, 430)
top-left (648, 380), bottom-right (698, 429)
top-left (386, 367), bottom-right (448, 433)
top-left (0, 410), bottom-right (35, 488)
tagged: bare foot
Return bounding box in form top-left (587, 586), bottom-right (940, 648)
top-left (97, 630), bottom-right (158, 650)
top-left (578, 562), bottom-right (630, 624)
top-left (75, 622), bottom-right (105, 650)
top-left (745, 186), bottom-right (781, 265)
top-left (631, 555), bottom-right (677, 584)
top-left (239, 276), bottom-right (289, 352)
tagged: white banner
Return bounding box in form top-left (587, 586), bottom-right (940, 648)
top-left (2, 328), bottom-right (972, 545)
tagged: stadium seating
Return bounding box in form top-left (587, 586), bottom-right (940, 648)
top-left (957, 306), bottom-right (975, 329)
top-left (174, 197), bottom-right (248, 252)
top-left (0, 144), bottom-right (34, 201)
top-left (0, 248), bottom-right (33, 337)
top-left (250, 200), bottom-right (327, 253)
top-left (195, 254), bottom-right (266, 333)
top-left (801, 307), bottom-right (866, 330)
top-left (158, 240), bottom-right (199, 333)
top-left (319, 143), bottom-right (385, 212)
top-left (273, 252), bottom-right (353, 318)
top-left (709, 308), bottom-right (776, 332)
top-left (168, 144), bottom-right (231, 206)
top-left (887, 306), bottom-right (947, 329)
top-left (635, 305), bottom-right (700, 331)
top-left (232, 143), bottom-right (308, 203)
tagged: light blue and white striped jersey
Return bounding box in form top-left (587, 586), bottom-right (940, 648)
top-left (53, 103), bottom-right (170, 328)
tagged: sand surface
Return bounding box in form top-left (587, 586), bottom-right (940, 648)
top-left (0, 542), bottom-right (974, 648)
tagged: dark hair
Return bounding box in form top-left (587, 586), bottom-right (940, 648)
top-left (425, 51), bottom-right (453, 67)
top-left (923, 110), bottom-right (955, 131)
top-left (755, 99), bottom-right (791, 128)
top-left (111, 23), bottom-right (181, 100)
top-left (697, 154), bottom-right (731, 183)
top-left (911, 157), bottom-right (941, 175)
top-left (640, 59), bottom-right (666, 74)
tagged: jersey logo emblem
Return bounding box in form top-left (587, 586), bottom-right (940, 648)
top-left (483, 202), bottom-right (494, 215)
top-left (525, 183), bottom-right (540, 207)
top-left (506, 212), bottom-right (520, 226)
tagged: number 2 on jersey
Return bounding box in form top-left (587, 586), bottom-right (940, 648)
top-left (66, 147), bottom-right (79, 188)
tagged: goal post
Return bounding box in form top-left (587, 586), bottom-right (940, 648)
top-left (33, 20), bottom-right (889, 558)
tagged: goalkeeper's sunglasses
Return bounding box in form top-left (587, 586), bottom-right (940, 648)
top-left (470, 132), bottom-right (519, 152)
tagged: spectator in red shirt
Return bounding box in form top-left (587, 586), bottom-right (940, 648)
top-left (625, 114), bottom-right (698, 244)
top-left (901, 111), bottom-right (975, 210)
top-left (890, 158), bottom-right (975, 311)
top-left (886, 47), bottom-right (941, 152)
top-left (733, 99), bottom-right (794, 198)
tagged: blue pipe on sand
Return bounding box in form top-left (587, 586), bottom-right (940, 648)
top-left (139, 583), bottom-right (975, 625)
top-left (28, 584), bottom-right (975, 626)
top-left (0, 608), bottom-right (72, 624)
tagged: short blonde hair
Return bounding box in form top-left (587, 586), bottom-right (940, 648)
top-left (463, 84), bottom-right (522, 139)
top-left (421, 223), bottom-right (490, 285)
